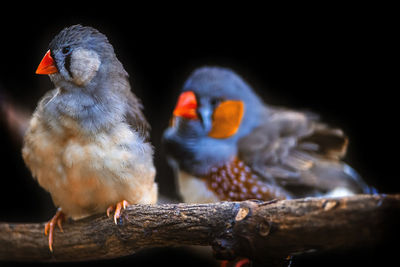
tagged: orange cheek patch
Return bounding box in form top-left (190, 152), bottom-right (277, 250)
top-left (208, 100), bottom-right (244, 139)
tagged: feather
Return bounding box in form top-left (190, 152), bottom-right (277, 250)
top-left (238, 107), bottom-right (367, 197)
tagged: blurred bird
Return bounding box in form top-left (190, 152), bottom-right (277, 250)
top-left (0, 91), bottom-right (30, 145)
top-left (163, 66), bottom-right (371, 205)
top-left (22, 25), bottom-right (157, 251)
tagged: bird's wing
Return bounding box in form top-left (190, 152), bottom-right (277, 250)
top-left (238, 107), bottom-right (369, 197)
top-left (124, 91), bottom-right (151, 142)
top-left (111, 70), bottom-right (151, 142)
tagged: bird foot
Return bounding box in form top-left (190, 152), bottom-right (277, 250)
top-left (44, 208), bottom-right (65, 252)
top-left (107, 200), bottom-right (129, 224)
top-left (221, 258), bottom-right (251, 267)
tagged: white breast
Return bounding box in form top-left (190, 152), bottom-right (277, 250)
top-left (23, 114), bottom-right (157, 219)
top-left (177, 171), bottom-right (220, 203)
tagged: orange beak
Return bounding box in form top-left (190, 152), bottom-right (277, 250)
top-left (173, 91), bottom-right (198, 120)
top-left (36, 50), bottom-right (58, 75)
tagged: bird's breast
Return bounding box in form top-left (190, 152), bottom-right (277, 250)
top-left (23, 114), bottom-right (156, 219)
top-left (177, 171), bottom-right (220, 203)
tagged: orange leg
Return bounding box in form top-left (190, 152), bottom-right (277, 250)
top-left (220, 258), bottom-right (250, 267)
top-left (44, 208), bottom-right (65, 252)
top-left (107, 200), bottom-right (129, 224)
top-left (235, 259), bottom-right (250, 267)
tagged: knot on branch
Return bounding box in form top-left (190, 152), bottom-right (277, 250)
top-left (212, 200), bottom-right (276, 261)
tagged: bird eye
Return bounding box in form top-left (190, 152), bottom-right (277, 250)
top-left (210, 97), bottom-right (224, 107)
top-left (62, 46), bottom-right (71, 54)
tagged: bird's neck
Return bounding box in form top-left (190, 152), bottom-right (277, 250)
top-left (44, 75), bottom-right (129, 135)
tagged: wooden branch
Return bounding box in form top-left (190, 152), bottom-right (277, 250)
top-left (0, 194), bottom-right (399, 264)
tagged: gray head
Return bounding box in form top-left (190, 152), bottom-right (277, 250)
top-left (163, 66), bottom-right (267, 176)
top-left (37, 24), bottom-right (127, 90)
top-left (36, 25), bottom-right (131, 134)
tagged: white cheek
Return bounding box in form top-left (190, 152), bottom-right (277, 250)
top-left (70, 48), bottom-right (101, 86)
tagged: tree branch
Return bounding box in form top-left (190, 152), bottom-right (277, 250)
top-left (0, 194), bottom-right (399, 264)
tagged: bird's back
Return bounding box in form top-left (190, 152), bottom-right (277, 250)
top-left (238, 107), bottom-right (370, 198)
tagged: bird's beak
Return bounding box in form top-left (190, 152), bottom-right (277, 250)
top-left (173, 91), bottom-right (198, 120)
top-left (36, 50), bottom-right (58, 75)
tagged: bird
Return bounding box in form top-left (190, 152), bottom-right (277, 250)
top-left (22, 25), bottom-right (157, 251)
top-left (163, 66), bottom-right (371, 205)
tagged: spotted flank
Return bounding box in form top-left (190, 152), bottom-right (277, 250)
top-left (203, 158), bottom-right (285, 201)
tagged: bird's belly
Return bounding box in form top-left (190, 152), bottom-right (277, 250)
top-left (177, 171), bottom-right (220, 203)
top-left (22, 118), bottom-right (157, 219)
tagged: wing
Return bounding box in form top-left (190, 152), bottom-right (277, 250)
top-left (124, 91), bottom-right (151, 142)
top-left (112, 71), bottom-right (151, 142)
top-left (238, 107), bottom-right (369, 197)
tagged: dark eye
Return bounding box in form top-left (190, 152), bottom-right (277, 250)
top-left (62, 46), bottom-right (71, 54)
top-left (210, 97), bottom-right (224, 107)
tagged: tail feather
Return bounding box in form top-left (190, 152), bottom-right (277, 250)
top-left (343, 164), bottom-right (377, 194)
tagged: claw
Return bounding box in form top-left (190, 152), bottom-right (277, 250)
top-left (107, 200), bottom-right (129, 224)
top-left (44, 208), bottom-right (65, 252)
top-left (106, 205), bottom-right (114, 218)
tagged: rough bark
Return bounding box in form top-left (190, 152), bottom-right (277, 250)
top-left (0, 194), bottom-right (398, 265)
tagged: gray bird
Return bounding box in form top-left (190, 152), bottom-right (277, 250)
top-left (163, 66), bottom-right (371, 204)
top-left (23, 25), bottom-right (157, 251)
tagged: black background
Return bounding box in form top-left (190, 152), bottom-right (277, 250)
top-left (0, 5), bottom-right (398, 267)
